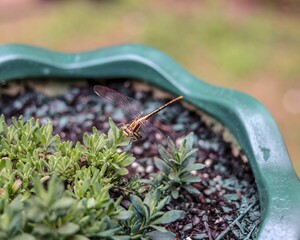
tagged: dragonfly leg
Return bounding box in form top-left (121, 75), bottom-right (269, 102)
top-left (121, 124), bottom-right (134, 138)
top-left (133, 132), bottom-right (142, 140)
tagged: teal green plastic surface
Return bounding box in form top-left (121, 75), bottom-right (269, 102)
top-left (0, 44), bottom-right (299, 239)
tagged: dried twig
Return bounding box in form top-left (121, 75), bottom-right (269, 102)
top-left (215, 200), bottom-right (258, 240)
top-left (244, 220), bottom-right (260, 240)
top-left (204, 221), bottom-right (213, 240)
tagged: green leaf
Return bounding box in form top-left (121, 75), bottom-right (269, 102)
top-left (72, 235), bottom-right (91, 240)
top-left (25, 204), bottom-right (47, 223)
top-left (52, 197), bottom-right (75, 210)
top-left (182, 153), bottom-right (197, 168)
top-left (83, 133), bottom-right (90, 146)
top-left (131, 222), bottom-right (142, 234)
top-left (156, 196), bottom-right (170, 211)
top-left (117, 168), bottom-right (129, 176)
top-left (142, 190), bottom-right (153, 208)
top-left (182, 148), bottom-right (198, 162)
top-left (112, 236), bottom-right (131, 240)
top-left (166, 137), bottom-right (175, 151)
top-left (58, 222), bottom-right (80, 235)
top-left (171, 188), bottom-right (179, 199)
top-left (12, 233), bottom-right (36, 240)
top-left (41, 134), bottom-right (47, 147)
top-left (0, 157), bottom-right (9, 171)
top-left (32, 224), bottom-right (53, 236)
top-left (95, 227), bottom-right (122, 237)
top-left (184, 132), bottom-right (194, 153)
top-left (1, 139), bottom-right (10, 151)
top-left (115, 210), bottom-right (133, 220)
top-left (119, 156), bottom-right (135, 167)
top-left (149, 225), bottom-right (168, 233)
top-left (86, 198), bottom-right (96, 209)
top-left (108, 117), bottom-right (118, 144)
top-left (182, 163), bottom-right (205, 173)
top-left (146, 230), bottom-right (175, 240)
top-left (12, 117), bottom-right (19, 128)
top-left (154, 158), bottom-right (171, 174)
top-left (158, 145), bottom-right (171, 162)
top-left (0, 114), bottom-right (5, 132)
top-left (152, 210), bottom-right (183, 224)
top-left (181, 175), bottom-right (201, 183)
top-left (168, 173), bottom-right (180, 183)
top-left (130, 195), bottom-right (146, 217)
top-left (1, 117), bottom-right (8, 136)
top-left (182, 185), bottom-right (201, 195)
top-left (148, 211), bottom-right (164, 223)
top-left (168, 158), bottom-right (181, 166)
top-left (8, 213), bottom-right (24, 236)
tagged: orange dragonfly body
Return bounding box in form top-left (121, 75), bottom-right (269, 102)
top-left (94, 85), bottom-right (183, 141)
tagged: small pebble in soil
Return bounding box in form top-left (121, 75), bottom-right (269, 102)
top-left (192, 216), bottom-right (200, 226)
top-left (145, 165), bottom-right (154, 173)
top-left (133, 146), bottom-right (144, 155)
top-left (183, 223), bottom-right (193, 232)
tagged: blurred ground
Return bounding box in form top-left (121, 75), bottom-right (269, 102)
top-left (0, 0), bottom-right (300, 175)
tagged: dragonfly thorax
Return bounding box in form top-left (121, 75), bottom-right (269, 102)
top-left (120, 115), bottom-right (144, 140)
top-left (122, 123), bottom-right (142, 140)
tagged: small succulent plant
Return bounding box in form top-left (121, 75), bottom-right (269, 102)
top-left (121, 189), bottom-right (183, 240)
top-left (0, 115), bottom-right (204, 239)
top-left (153, 133), bottom-right (205, 199)
top-left (0, 175), bottom-right (130, 240)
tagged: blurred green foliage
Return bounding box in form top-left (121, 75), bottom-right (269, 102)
top-left (30, 0), bottom-right (300, 81)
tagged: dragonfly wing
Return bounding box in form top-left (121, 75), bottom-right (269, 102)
top-left (94, 85), bottom-right (143, 117)
top-left (140, 120), bottom-right (168, 146)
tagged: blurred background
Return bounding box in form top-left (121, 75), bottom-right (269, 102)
top-left (1, 0), bottom-right (299, 175)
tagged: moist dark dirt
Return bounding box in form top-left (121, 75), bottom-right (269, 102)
top-left (0, 79), bottom-right (260, 240)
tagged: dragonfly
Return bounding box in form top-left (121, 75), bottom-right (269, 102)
top-left (94, 85), bottom-right (183, 142)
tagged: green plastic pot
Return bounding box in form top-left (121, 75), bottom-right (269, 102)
top-left (0, 44), bottom-right (299, 239)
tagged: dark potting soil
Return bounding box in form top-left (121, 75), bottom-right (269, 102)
top-left (0, 79), bottom-right (260, 240)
